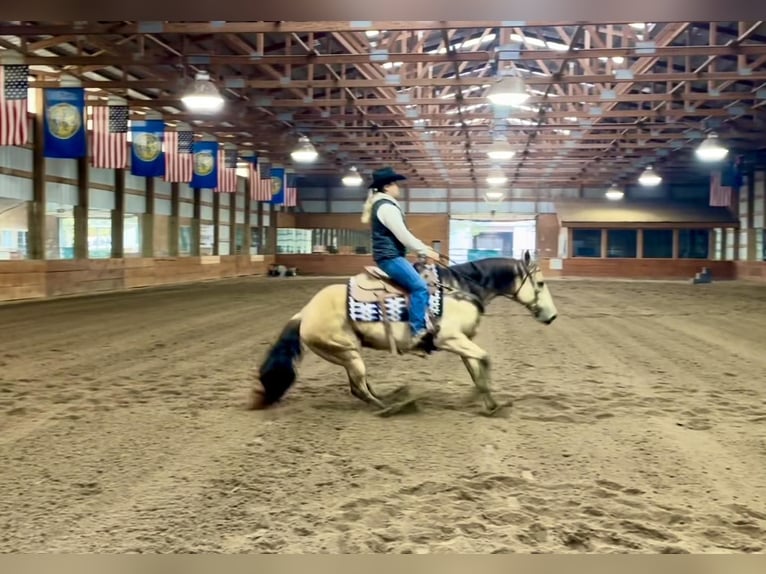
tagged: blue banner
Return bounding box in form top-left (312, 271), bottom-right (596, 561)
top-left (43, 88), bottom-right (86, 158)
top-left (269, 166), bottom-right (285, 204)
top-left (130, 119), bottom-right (165, 177)
top-left (190, 141), bottom-right (218, 189)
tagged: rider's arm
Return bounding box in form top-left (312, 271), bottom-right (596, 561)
top-left (376, 203), bottom-right (430, 256)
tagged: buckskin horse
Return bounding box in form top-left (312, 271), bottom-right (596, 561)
top-left (248, 251), bottom-right (558, 416)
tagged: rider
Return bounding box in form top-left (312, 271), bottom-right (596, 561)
top-left (361, 166), bottom-right (441, 349)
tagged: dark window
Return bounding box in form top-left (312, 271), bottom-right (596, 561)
top-left (572, 229), bottom-right (601, 257)
top-left (606, 229), bottom-right (637, 257)
top-left (678, 229), bottom-right (709, 259)
top-left (642, 229), bottom-right (674, 258)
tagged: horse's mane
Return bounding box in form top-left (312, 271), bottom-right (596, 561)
top-left (419, 257), bottom-right (525, 306)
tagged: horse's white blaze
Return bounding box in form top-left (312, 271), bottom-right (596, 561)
top-left (515, 266), bottom-right (558, 323)
top-left (535, 282), bottom-right (558, 323)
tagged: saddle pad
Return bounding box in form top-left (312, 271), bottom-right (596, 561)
top-left (347, 263), bottom-right (444, 323)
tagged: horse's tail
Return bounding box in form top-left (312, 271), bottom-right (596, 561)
top-left (251, 314), bottom-right (303, 408)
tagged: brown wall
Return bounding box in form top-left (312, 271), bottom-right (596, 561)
top-left (536, 213), bottom-right (560, 259)
top-left (275, 211), bottom-right (296, 229)
top-left (735, 261), bottom-right (766, 283)
top-left (561, 258), bottom-right (736, 280)
top-left (276, 254), bottom-right (374, 276)
top-left (0, 256), bottom-right (274, 303)
top-left (293, 213), bottom-right (450, 253)
top-left (278, 254), bottom-right (736, 281)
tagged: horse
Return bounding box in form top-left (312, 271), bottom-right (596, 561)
top-left (247, 250), bottom-right (558, 416)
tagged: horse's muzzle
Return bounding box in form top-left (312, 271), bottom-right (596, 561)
top-left (542, 314), bottom-right (557, 325)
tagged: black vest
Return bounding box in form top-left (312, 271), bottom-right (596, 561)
top-left (370, 197), bottom-right (407, 261)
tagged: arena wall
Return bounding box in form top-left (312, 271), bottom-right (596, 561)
top-left (2, 120), bottom-right (765, 303)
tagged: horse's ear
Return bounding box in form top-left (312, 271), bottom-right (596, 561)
top-left (523, 250), bottom-right (531, 265)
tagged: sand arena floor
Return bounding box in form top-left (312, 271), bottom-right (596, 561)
top-left (1, 276), bottom-right (766, 553)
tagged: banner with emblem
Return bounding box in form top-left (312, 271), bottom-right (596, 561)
top-left (190, 140), bottom-right (218, 189)
top-left (130, 119), bottom-right (165, 177)
top-left (269, 166), bottom-right (286, 204)
top-left (43, 87), bottom-right (86, 158)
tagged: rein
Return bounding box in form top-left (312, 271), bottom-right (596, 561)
top-left (423, 254), bottom-right (539, 312)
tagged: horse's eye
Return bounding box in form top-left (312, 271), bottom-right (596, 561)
top-left (537, 281), bottom-right (545, 287)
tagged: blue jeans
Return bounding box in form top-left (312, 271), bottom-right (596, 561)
top-left (377, 256), bottom-right (429, 335)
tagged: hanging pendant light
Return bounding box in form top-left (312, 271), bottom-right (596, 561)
top-left (181, 71), bottom-right (224, 113)
top-left (486, 76), bottom-right (530, 107)
top-left (486, 166), bottom-right (507, 186)
top-left (695, 132), bottom-right (728, 162)
top-left (342, 166), bottom-right (362, 186)
top-left (486, 138), bottom-right (515, 161)
top-left (484, 190), bottom-right (505, 202)
top-left (638, 165), bottom-right (662, 186)
top-left (290, 135), bottom-right (318, 163)
top-left (604, 183), bottom-right (624, 200)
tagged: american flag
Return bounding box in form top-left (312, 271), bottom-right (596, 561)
top-left (164, 129), bottom-right (193, 182)
top-left (214, 147), bottom-right (237, 192)
top-left (249, 158), bottom-right (272, 201)
top-left (284, 172), bottom-right (298, 207)
top-left (709, 170), bottom-right (732, 207)
top-left (0, 64), bottom-right (29, 147)
top-left (91, 104), bottom-right (128, 169)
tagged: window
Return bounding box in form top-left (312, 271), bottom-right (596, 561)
top-left (572, 229), bottom-right (601, 257)
top-left (678, 229), bottom-right (709, 259)
top-left (606, 229), bottom-right (637, 258)
top-left (643, 229), bottom-right (673, 258)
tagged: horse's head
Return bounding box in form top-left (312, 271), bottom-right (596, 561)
top-left (509, 251), bottom-right (558, 325)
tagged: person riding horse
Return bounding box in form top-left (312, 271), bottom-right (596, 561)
top-left (361, 167), bottom-right (441, 350)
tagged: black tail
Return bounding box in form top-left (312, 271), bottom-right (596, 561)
top-left (257, 318), bottom-right (303, 406)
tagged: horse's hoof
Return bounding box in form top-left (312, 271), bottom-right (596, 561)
top-left (246, 388), bottom-right (267, 410)
top-left (375, 398), bottom-right (420, 417)
top-left (381, 385), bottom-right (411, 402)
top-left (480, 400), bottom-right (512, 418)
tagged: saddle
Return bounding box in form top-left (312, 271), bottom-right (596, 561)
top-left (349, 265), bottom-right (440, 302)
top-left (349, 264), bottom-right (440, 356)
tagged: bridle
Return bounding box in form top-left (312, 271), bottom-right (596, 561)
top-left (426, 255), bottom-right (543, 314)
top-left (509, 260), bottom-right (543, 315)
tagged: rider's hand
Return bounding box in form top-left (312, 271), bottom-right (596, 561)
top-left (425, 249), bottom-right (441, 262)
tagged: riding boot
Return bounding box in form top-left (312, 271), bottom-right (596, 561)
top-left (409, 328), bottom-right (437, 354)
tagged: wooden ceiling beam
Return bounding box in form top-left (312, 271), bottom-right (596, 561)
top-left (98, 91), bottom-right (766, 108)
top-left (28, 70), bottom-right (766, 89)
top-left (0, 21), bottom-right (621, 36)
top-left (145, 108), bottom-right (757, 121)
top-left (17, 44), bottom-right (766, 67)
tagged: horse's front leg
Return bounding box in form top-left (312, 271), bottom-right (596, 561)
top-left (435, 333), bottom-right (505, 416)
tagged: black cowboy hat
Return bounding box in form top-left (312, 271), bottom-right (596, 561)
top-left (369, 166), bottom-right (407, 189)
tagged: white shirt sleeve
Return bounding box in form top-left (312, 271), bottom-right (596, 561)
top-left (376, 203), bottom-right (430, 255)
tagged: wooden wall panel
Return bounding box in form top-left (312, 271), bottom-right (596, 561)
top-left (562, 258), bottom-right (736, 280)
top-left (0, 256), bottom-right (274, 303)
top-left (735, 261), bottom-right (766, 282)
top-left (293, 213), bottom-right (450, 253)
top-left (536, 213), bottom-right (559, 259)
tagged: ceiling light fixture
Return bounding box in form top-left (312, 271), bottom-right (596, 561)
top-left (695, 132), bottom-right (729, 162)
top-left (638, 165), bottom-right (662, 187)
top-left (290, 135), bottom-right (318, 163)
top-left (484, 190), bottom-right (505, 202)
top-left (342, 166), bottom-right (363, 186)
top-left (486, 76), bottom-right (530, 107)
top-left (486, 167), bottom-right (508, 186)
top-left (604, 184), bottom-right (624, 200)
top-left (181, 70), bottom-right (224, 113)
top-left (486, 138), bottom-right (515, 161)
